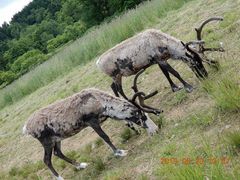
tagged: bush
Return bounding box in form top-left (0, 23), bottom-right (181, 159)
top-left (64, 21), bottom-right (87, 40)
top-left (10, 49), bottom-right (47, 74)
top-left (0, 71), bottom-right (16, 85)
top-left (47, 21), bottom-right (87, 52)
top-left (47, 35), bottom-right (69, 52)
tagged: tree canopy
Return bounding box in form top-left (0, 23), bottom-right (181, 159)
top-left (0, 0), bottom-right (146, 87)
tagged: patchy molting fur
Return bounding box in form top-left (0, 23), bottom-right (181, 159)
top-left (96, 29), bottom-right (188, 77)
top-left (23, 89), bottom-right (159, 179)
top-left (23, 89), bottom-right (141, 139)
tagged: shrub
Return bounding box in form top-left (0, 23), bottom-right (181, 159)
top-left (10, 49), bottom-right (47, 75)
top-left (47, 35), bottom-right (69, 52)
top-left (0, 71), bottom-right (16, 85)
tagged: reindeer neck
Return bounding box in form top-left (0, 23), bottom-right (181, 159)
top-left (96, 92), bottom-right (133, 120)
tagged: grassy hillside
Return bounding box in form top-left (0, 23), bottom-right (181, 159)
top-left (0, 0), bottom-right (240, 179)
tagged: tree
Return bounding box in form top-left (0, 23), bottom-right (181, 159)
top-left (10, 49), bottom-right (47, 74)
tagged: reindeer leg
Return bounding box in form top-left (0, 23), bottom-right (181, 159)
top-left (114, 75), bottom-right (129, 100)
top-left (159, 62), bottom-right (193, 93)
top-left (111, 82), bottom-right (119, 97)
top-left (112, 80), bottom-right (133, 127)
top-left (88, 118), bottom-right (127, 157)
top-left (54, 141), bottom-right (88, 170)
top-left (38, 138), bottom-right (63, 180)
top-left (158, 62), bottom-right (182, 92)
top-left (112, 81), bottom-right (136, 127)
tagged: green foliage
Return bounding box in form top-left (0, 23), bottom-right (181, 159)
top-left (10, 49), bottom-right (47, 74)
top-left (3, 37), bottom-right (33, 64)
top-left (32, 20), bottom-right (63, 53)
top-left (47, 34), bottom-right (69, 52)
top-left (57, 0), bottom-right (82, 23)
top-left (0, 71), bottom-right (16, 85)
top-left (47, 21), bottom-right (87, 52)
top-left (0, 0), bottom-right (146, 86)
top-left (64, 21), bottom-right (87, 40)
top-left (0, 0), bottom-right (193, 109)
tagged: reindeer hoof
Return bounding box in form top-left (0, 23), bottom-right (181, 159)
top-left (172, 86), bottom-right (183, 92)
top-left (114, 149), bottom-right (128, 157)
top-left (76, 162), bottom-right (88, 170)
top-left (155, 110), bottom-right (163, 116)
top-left (56, 176), bottom-right (64, 180)
top-left (184, 85), bottom-right (193, 93)
top-left (146, 122), bottom-right (159, 136)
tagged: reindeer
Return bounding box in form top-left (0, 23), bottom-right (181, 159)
top-left (96, 17), bottom-right (224, 100)
top-left (23, 82), bottom-right (161, 180)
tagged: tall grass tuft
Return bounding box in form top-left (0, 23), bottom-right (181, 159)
top-left (225, 131), bottom-right (240, 154)
top-left (202, 75), bottom-right (240, 112)
top-left (0, 0), bottom-right (193, 109)
top-left (120, 128), bottom-right (134, 143)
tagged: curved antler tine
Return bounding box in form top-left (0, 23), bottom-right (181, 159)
top-left (136, 91), bottom-right (161, 115)
top-left (140, 107), bottom-right (162, 115)
top-left (131, 68), bottom-right (161, 115)
top-left (194, 17), bottom-right (223, 54)
top-left (185, 40), bottom-right (205, 52)
top-left (132, 69), bottom-right (145, 92)
top-left (131, 92), bottom-right (145, 102)
top-left (185, 40), bottom-right (205, 46)
top-left (203, 47), bottom-right (225, 52)
top-left (144, 90), bottom-right (158, 100)
top-left (195, 17), bottom-right (223, 41)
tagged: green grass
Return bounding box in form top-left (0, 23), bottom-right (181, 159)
top-left (154, 139), bottom-right (239, 180)
top-left (0, 0), bottom-right (240, 179)
top-left (0, 161), bottom-right (44, 180)
top-left (120, 128), bottom-right (134, 143)
top-left (0, 0), bottom-right (193, 110)
top-left (202, 75), bottom-right (240, 112)
top-left (225, 131), bottom-right (240, 154)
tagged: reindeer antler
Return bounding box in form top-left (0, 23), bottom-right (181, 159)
top-left (131, 69), bottom-right (162, 115)
top-left (195, 17), bottom-right (224, 53)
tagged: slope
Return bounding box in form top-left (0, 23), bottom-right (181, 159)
top-left (0, 0), bottom-right (239, 179)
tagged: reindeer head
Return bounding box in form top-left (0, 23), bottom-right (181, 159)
top-left (111, 69), bottom-right (161, 132)
top-left (182, 17), bottom-right (224, 78)
top-left (126, 69), bottom-right (162, 134)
